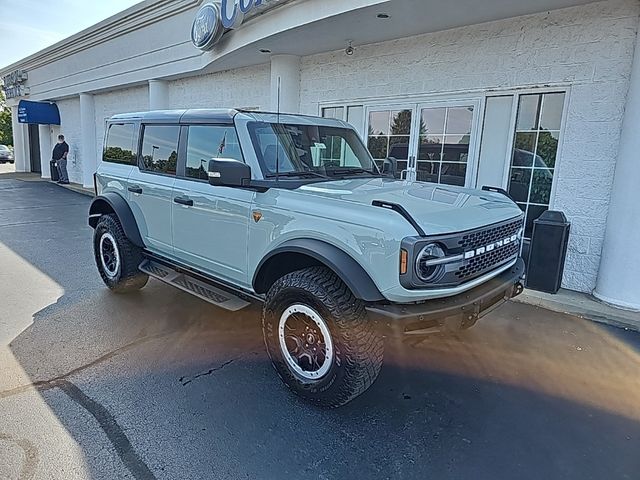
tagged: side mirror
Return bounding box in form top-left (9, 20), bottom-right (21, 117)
top-left (208, 159), bottom-right (251, 187)
top-left (382, 157), bottom-right (397, 177)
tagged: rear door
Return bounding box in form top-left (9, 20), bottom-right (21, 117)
top-left (127, 124), bottom-right (180, 255)
top-left (171, 124), bottom-right (254, 287)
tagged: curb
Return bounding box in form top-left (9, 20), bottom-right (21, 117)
top-left (51, 180), bottom-right (95, 197)
top-left (513, 290), bottom-right (640, 332)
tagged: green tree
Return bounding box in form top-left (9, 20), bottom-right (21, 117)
top-left (0, 90), bottom-right (12, 146)
top-left (390, 110), bottom-right (427, 136)
top-left (536, 130), bottom-right (559, 169)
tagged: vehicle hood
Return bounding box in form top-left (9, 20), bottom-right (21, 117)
top-left (296, 178), bottom-right (523, 235)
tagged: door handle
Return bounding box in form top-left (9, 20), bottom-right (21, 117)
top-left (174, 196), bottom-right (194, 207)
top-left (128, 185), bottom-right (143, 194)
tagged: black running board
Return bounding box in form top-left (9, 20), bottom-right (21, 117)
top-left (139, 259), bottom-right (251, 311)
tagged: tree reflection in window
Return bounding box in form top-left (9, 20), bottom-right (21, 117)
top-left (141, 125), bottom-right (180, 175)
top-left (508, 93), bottom-right (565, 238)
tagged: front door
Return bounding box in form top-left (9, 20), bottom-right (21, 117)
top-left (171, 124), bottom-right (253, 287)
top-left (365, 101), bottom-right (479, 186)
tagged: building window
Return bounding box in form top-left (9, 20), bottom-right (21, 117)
top-left (367, 109), bottom-right (412, 172)
top-left (321, 107), bottom-right (345, 120)
top-left (103, 123), bottom-right (135, 165)
top-left (185, 126), bottom-right (243, 180)
top-left (417, 106), bottom-right (473, 186)
top-left (140, 125), bottom-right (180, 175)
top-left (508, 92), bottom-right (565, 237)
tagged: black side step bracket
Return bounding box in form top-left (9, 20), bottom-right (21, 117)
top-left (139, 259), bottom-right (250, 311)
top-left (372, 200), bottom-right (426, 237)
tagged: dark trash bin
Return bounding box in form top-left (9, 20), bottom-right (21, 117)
top-left (525, 210), bottom-right (571, 294)
top-left (50, 160), bottom-right (59, 181)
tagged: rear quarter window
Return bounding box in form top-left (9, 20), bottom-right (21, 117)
top-left (103, 123), bottom-right (136, 165)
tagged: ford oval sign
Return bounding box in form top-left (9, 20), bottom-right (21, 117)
top-left (191, 3), bottom-right (224, 51)
top-left (191, 0), bottom-right (274, 50)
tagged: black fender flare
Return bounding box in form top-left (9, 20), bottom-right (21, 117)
top-left (253, 238), bottom-right (386, 302)
top-left (88, 193), bottom-right (145, 248)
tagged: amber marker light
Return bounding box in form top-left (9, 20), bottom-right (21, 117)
top-left (400, 249), bottom-right (408, 275)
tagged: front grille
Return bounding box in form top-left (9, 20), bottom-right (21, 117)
top-left (455, 241), bottom-right (519, 280)
top-left (458, 218), bottom-right (523, 250)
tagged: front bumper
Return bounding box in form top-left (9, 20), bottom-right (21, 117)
top-left (366, 258), bottom-right (525, 336)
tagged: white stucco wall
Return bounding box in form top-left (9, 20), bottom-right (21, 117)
top-left (167, 64), bottom-right (270, 110)
top-left (299, 0), bottom-right (640, 293)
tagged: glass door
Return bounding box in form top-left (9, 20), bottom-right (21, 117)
top-left (415, 103), bottom-right (478, 186)
top-left (365, 101), bottom-right (479, 185)
top-left (365, 106), bottom-right (417, 179)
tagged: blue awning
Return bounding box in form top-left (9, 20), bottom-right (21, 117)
top-left (18, 100), bottom-right (61, 125)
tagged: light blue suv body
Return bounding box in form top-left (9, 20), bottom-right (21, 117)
top-left (89, 109), bottom-right (525, 407)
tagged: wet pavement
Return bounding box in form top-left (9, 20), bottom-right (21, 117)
top-left (0, 177), bottom-right (639, 480)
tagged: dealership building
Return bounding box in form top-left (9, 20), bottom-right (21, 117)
top-left (1, 0), bottom-right (639, 309)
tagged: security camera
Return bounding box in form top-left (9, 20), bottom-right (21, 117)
top-left (345, 41), bottom-right (354, 56)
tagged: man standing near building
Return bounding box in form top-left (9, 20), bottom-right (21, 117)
top-left (52, 134), bottom-right (69, 184)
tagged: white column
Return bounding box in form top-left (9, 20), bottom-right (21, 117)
top-left (10, 106), bottom-right (28, 172)
top-left (80, 93), bottom-right (97, 188)
top-left (11, 105), bottom-right (23, 172)
top-left (38, 124), bottom-right (51, 178)
top-left (594, 23), bottom-right (640, 311)
top-left (148, 79), bottom-right (169, 110)
top-left (270, 55), bottom-right (300, 114)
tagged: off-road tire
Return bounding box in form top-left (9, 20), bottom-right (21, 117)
top-left (93, 214), bottom-right (148, 293)
top-left (263, 266), bottom-right (384, 408)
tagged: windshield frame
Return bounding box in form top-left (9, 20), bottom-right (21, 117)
top-left (246, 121), bottom-right (381, 181)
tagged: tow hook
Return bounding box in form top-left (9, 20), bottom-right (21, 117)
top-left (512, 282), bottom-right (524, 297)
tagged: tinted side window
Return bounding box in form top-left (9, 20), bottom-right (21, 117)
top-left (185, 126), bottom-right (243, 180)
top-left (140, 125), bottom-right (180, 175)
top-left (103, 123), bottom-right (135, 165)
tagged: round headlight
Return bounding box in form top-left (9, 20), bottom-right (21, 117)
top-left (416, 243), bottom-right (446, 282)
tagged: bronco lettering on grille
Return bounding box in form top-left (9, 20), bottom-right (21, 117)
top-left (463, 233), bottom-right (520, 260)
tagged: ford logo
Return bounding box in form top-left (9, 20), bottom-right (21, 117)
top-left (191, 3), bottom-right (224, 51)
top-left (191, 0), bottom-right (269, 51)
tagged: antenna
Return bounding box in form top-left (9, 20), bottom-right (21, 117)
top-left (275, 76), bottom-right (281, 181)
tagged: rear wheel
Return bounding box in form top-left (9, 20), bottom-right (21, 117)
top-left (263, 266), bottom-right (384, 408)
top-left (93, 214), bottom-right (148, 293)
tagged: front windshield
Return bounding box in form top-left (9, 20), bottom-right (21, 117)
top-left (247, 121), bottom-right (380, 178)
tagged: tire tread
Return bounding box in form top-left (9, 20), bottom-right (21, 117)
top-left (263, 266), bottom-right (383, 408)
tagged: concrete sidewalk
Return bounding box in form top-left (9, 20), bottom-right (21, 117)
top-left (514, 288), bottom-right (640, 332)
top-left (0, 172), bottom-right (94, 196)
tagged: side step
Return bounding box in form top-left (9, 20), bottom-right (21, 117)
top-left (139, 259), bottom-right (251, 312)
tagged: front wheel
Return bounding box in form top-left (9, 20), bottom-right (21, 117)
top-left (93, 214), bottom-right (148, 293)
top-left (263, 266), bottom-right (384, 408)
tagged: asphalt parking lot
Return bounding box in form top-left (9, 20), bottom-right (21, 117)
top-left (0, 176), bottom-right (639, 480)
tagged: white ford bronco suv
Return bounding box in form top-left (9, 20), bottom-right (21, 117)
top-left (89, 109), bottom-right (525, 407)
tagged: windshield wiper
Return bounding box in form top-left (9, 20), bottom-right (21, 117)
top-left (325, 168), bottom-right (380, 177)
top-left (266, 171), bottom-right (329, 180)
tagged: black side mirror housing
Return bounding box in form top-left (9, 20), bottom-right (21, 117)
top-left (382, 157), bottom-right (397, 177)
top-left (208, 159), bottom-right (251, 187)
